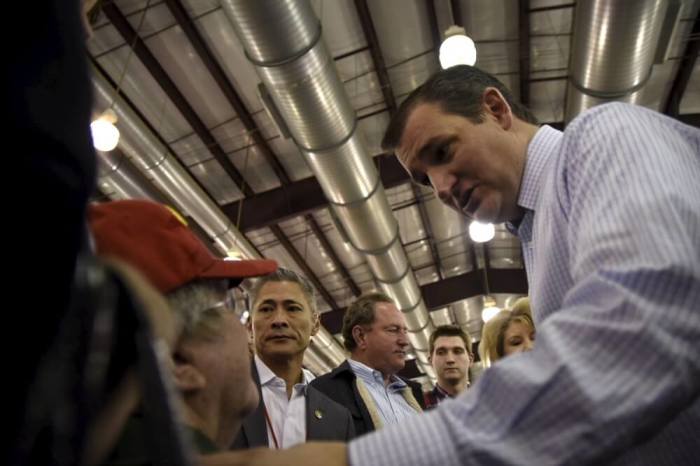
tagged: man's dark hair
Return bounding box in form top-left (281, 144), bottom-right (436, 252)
top-left (341, 292), bottom-right (395, 352)
top-left (429, 325), bottom-right (472, 358)
top-left (382, 65), bottom-right (538, 151)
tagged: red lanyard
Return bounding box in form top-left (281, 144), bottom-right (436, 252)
top-left (262, 404), bottom-right (280, 449)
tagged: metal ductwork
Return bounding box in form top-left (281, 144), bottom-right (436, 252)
top-left (565, 0), bottom-right (679, 122)
top-left (97, 147), bottom-right (170, 202)
top-left (90, 66), bottom-right (341, 375)
top-left (222, 0), bottom-right (435, 378)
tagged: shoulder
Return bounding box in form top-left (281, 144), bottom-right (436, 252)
top-left (311, 361), bottom-right (354, 387)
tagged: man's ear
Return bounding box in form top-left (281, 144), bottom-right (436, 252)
top-left (351, 325), bottom-right (366, 349)
top-left (482, 87), bottom-right (513, 130)
top-left (310, 312), bottom-right (320, 336)
top-left (172, 353), bottom-right (206, 392)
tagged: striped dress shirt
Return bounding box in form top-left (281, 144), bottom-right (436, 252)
top-left (347, 359), bottom-right (421, 427)
top-left (349, 103), bottom-right (700, 465)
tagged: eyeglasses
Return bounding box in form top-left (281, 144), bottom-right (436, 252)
top-left (200, 287), bottom-right (251, 325)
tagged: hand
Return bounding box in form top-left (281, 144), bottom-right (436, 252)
top-left (198, 442), bottom-right (348, 466)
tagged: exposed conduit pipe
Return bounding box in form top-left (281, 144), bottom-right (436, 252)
top-left (565, 0), bottom-right (679, 122)
top-left (222, 0), bottom-right (435, 377)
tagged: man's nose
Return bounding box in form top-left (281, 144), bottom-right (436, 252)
top-left (270, 307), bottom-right (289, 327)
top-left (523, 338), bottom-right (534, 352)
top-left (429, 169), bottom-right (456, 206)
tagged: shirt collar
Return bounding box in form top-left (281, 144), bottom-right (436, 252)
top-left (506, 125), bottom-right (562, 236)
top-left (518, 125), bottom-right (562, 211)
top-left (348, 358), bottom-right (407, 388)
top-left (254, 354), bottom-right (311, 394)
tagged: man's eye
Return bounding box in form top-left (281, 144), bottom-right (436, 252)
top-left (432, 146), bottom-right (451, 164)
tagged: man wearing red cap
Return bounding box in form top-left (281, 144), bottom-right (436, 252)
top-left (88, 199), bottom-right (277, 461)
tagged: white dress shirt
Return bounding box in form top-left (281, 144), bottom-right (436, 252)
top-left (255, 355), bottom-right (311, 449)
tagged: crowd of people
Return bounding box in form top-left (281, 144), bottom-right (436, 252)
top-left (10, 2), bottom-right (699, 465)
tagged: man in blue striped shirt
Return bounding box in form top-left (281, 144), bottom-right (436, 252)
top-left (311, 293), bottom-right (424, 437)
top-left (209, 65), bottom-right (700, 465)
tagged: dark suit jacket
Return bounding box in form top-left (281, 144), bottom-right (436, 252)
top-left (231, 362), bottom-right (355, 449)
top-left (310, 360), bottom-right (425, 437)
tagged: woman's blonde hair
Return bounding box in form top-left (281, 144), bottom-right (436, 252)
top-left (478, 297), bottom-right (534, 366)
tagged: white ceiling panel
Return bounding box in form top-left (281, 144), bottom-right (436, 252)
top-left (210, 117), bottom-right (251, 154)
top-left (458, 0), bottom-right (519, 41)
top-left (414, 265), bottom-right (440, 287)
top-left (125, 2), bottom-right (175, 36)
top-left (530, 7), bottom-right (573, 35)
top-left (194, 9), bottom-right (265, 113)
top-left (180, 0), bottom-right (220, 18)
top-left (530, 35), bottom-right (570, 71)
top-left (311, 0), bottom-right (365, 57)
top-left (367, 0), bottom-right (434, 66)
top-left (396, 205), bottom-right (427, 244)
top-left (359, 112), bottom-right (390, 156)
top-left (530, 79), bottom-right (566, 123)
top-left (228, 145), bottom-right (281, 193)
top-left (88, 23), bottom-right (125, 57)
top-left (336, 51), bottom-right (374, 82)
top-left (268, 138), bottom-right (313, 181)
top-left (170, 131), bottom-right (209, 166)
top-left (474, 41), bottom-right (519, 76)
top-left (388, 52), bottom-right (440, 97)
top-left (345, 71), bottom-right (384, 111)
top-left (95, 48), bottom-right (193, 141)
top-left (188, 159), bottom-right (243, 204)
top-left (145, 25), bottom-right (237, 128)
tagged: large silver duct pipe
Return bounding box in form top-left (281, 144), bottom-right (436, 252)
top-left (97, 147), bottom-right (170, 202)
top-left (222, 0), bottom-right (435, 378)
top-left (565, 0), bottom-right (673, 122)
top-left (90, 66), bottom-right (341, 373)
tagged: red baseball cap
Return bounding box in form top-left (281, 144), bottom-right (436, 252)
top-left (88, 200), bottom-right (277, 294)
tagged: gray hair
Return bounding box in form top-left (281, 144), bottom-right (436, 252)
top-left (249, 267), bottom-right (317, 314)
top-left (166, 279), bottom-right (230, 341)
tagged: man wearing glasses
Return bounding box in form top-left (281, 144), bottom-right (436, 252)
top-left (232, 268), bottom-right (355, 449)
top-left (311, 293), bottom-right (425, 437)
top-left (89, 199), bottom-right (277, 458)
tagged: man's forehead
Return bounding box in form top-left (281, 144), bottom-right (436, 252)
top-left (397, 102), bottom-right (451, 164)
top-left (435, 336), bottom-right (468, 349)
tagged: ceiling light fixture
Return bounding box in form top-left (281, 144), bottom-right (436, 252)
top-left (469, 220), bottom-right (495, 243)
top-left (90, 109), bottom-right (120, 151)
top-left (439, 25), bottom-right (477, 69)
top-left (481, 296), bottom-right (500, 323)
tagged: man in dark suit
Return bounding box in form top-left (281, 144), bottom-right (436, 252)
top-left (232, 268), bottom-right (354, 449)
top-left (311, 293), bottom-right (425, 437)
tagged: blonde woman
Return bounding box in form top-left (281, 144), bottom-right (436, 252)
top-left (478, 298), bottom-right (535, 366)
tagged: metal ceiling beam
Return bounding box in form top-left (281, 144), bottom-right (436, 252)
top-left (270, 225), bottom-right (340, 312)
top-left (425, 0), bottom-right (442, 50)
top-left (663, 9), bottom-right (700, 117)
top-left (519, 0), bottom-right (531, 106)
top-left (320, 267), bottom-right (528, 334)
top-left (102, 2), bottom-right (253, 196)
top-left (529, 3), bottom-right (575, 13)
top-left (163, 0), bottom-right (290, 184)
top-left (223, 153), bottom-right (409, 231)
